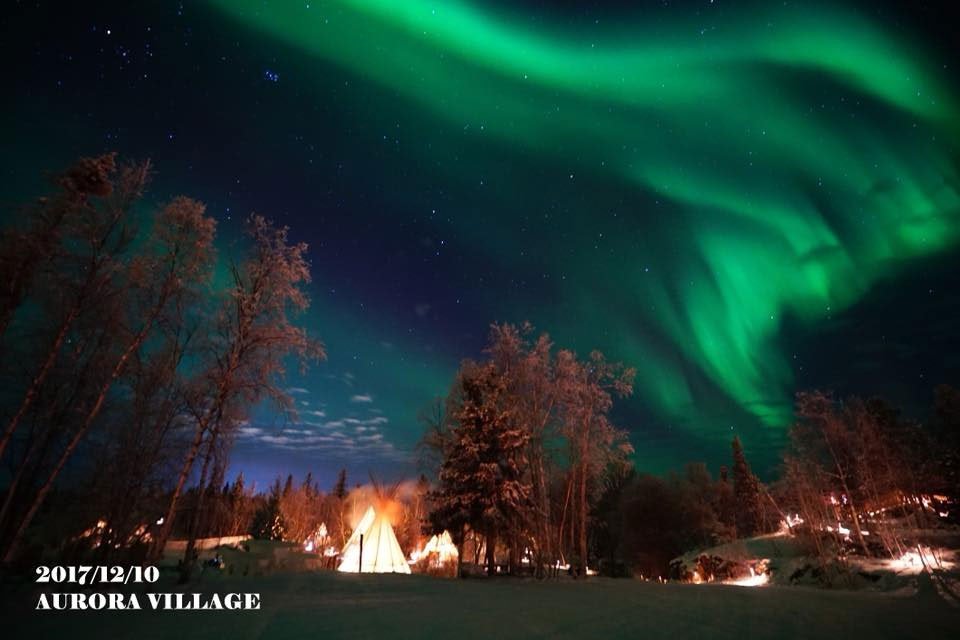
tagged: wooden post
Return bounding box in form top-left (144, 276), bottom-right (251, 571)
top-left (359, 533), bottom-right (364, 573)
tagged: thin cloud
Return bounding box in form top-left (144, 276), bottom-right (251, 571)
top-left (350, 393), bottom-right (374, 403)
top-left (324, 372), bottom-right (355, 387)
top-left (236, 407), bottom-right (403, 464)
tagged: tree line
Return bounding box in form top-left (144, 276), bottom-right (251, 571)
top-left (419, 321), bottom-right (959, 579)
top-left (583, 389), bottom-right (959, 580)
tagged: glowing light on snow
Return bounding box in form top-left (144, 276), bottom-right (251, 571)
top-left (79, 519), bottom-right (109, 545)
top-left (886, 548), bottom-right (954, 573)
top-left (891, 552), bottom-right (925, 571)
top-left (726, 569), bottom-right (770, 587)
top-left (780, 513), bottom-right (804, 532)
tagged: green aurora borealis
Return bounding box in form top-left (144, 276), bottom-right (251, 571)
top-left (3, 1), bottom-right (959, 482)
top-left (211, 3), bottom-right (958, 428)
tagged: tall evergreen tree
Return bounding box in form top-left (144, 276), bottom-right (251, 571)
top-left (302, 471), bottom-right (314, 497)
top-left (332, 468), bottom-right (348, 500)
top-left (254, 480), bottom-right (287, 541)
top-left (429, 362), bottom-right (532, 575)
top-left (229, 473), bottom-right (249, 536)
top-left (715, 465), bottom-right (736, 540)
top-left (731, 437), bottom-right (763, 537)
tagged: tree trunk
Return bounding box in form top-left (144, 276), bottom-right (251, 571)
top-left (152, 349), bottom-right (237, 562)
top-left (0, 309), bottom-right (78, 460)
top-left (578, 457), bottom-right (588, 578)
top-left (1, 316), bottom-right (157, 562)
top-left (4, 377), bottom-right (114, 561)
top-left (532, 451), bottom-right (551, 576)
top-left (822, 431), bottom-right (871, 556)
top-left (179, 430), bottom-right (218, 582)
top-left (793, 473), bottom-right (826, 565)
top-left (0, 463), bottom-right (26, 542)
top-left (485, 527), bottom-right (497, 576)
top-left (0, 430), bottom-right (47, 539)
top-left (558, 470), bottom-right (573, 562)
top-left (152, 421), bottom-right (206, 560)
top-left (2, 418), bottom-right (86, 562)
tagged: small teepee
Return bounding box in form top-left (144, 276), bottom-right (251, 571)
top-left (411, 530), bottom-right (459, 566)
top-left (337, 479), bottom-right (411, 574)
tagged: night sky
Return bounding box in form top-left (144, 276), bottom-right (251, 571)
top-left (3, 1), bottom-right (959, 490)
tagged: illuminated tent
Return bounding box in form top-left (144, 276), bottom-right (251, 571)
top-left (410, 530), bottom-right (459, 567)
top-left (337, 505), bottom-right (411, 574)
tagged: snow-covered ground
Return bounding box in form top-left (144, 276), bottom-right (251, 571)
top-left (6, 567), bottom-right (959, 639)
top-left (670, 527), bottom-right (960, 595)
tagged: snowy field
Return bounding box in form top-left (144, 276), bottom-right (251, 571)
top-left (5, 569), bottom-right (959, 640)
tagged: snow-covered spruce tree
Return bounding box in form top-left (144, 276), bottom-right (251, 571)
top-left (731, 437), bottom-right (763, 538)
top-left (428, 361), bottom-right (533, 576)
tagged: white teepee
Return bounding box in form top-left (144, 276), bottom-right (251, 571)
top-left (337, 505), bottom-right (411, 574)
top-left (410, 530), bottom-right (459, 566)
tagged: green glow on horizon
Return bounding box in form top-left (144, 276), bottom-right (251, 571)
top-left (208, 0), bottom-right (960, 436)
